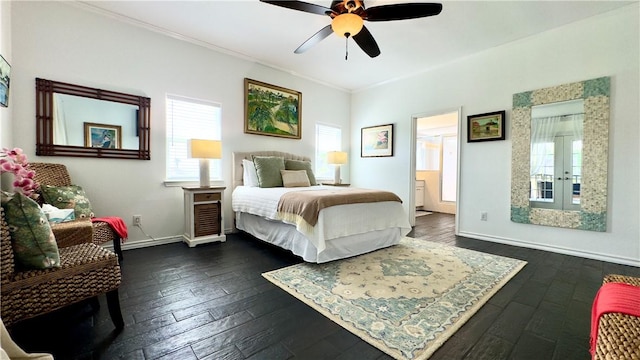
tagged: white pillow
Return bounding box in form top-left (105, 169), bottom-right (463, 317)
top-left (242, 159), bottom-right (259, 187)
top-left (281, 170), bottom-right (311, 188)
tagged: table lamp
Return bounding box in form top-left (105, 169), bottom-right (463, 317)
top-left (327, 151), bottom-right (348, 184)
top-left (189, 139), bottom-right (222, 187)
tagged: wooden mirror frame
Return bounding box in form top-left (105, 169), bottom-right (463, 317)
top-left (35, 78), bottom-right (151, 160)
top-left (510, 77), bottom-right (610, 231)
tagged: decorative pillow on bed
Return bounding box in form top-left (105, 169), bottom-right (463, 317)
top-left (285, 159), bottom-right (317, 186)
top-left (281, 170), bottom-right (311, 188)
top-left (242, 159), bottom-right (259, 187)
top-left (252, 156), bottom-right (285, 188)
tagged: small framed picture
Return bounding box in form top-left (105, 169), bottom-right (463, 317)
top-left (0, 54), bottom-right (10, 108)
top-left (467, 110), bottom-right (506, 142)
top-left (244, 78), bottom-right (302, 139)
top-left (361, 124), bottom-right (394, 157)
top-left (84, 122), bottom-right (122, 149)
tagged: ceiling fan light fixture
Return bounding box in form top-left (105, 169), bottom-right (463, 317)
top-left (331, 13), bottom-right (363, 37)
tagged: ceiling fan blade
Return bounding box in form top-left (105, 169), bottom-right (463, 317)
top-left (365, 3), bottom-right (443, 21)
top-left (352, 26), bottom-right (381, 58)
top-left (259, 0), bottom-right (333, 16)
top-left (295, 25), bottom-right (334, 54)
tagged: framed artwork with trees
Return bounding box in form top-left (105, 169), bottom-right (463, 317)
top-left (244, 78), bottom-right (301, 139)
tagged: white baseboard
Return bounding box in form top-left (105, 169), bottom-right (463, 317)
top-left (101, 227), bottom-right (236, 252)
top-left (103, 230), bottom-right (638, 267)
top-left (458, 231), bottom-right (640, 267)
top-left (102, 235), bottom-right (183, 252)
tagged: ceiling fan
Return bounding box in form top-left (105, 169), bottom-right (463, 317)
top-left (260, 0), bottom-right (443, 59)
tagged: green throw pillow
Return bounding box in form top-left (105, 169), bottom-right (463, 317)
top-left (41, 185), bottom-right (94, 219)
top-left (252, 156), bottom-right (285, 188)
top-left (1, 191), bottom-right (61, 270)
top-left (285, 159), bottom-right (317, 186)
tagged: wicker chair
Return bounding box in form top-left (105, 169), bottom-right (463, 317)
top-left (29, 162), bottom-right (123, 260)
top-left (593, 274), bottom-right (640, 360)
top-left (0, 207), bottom-right (124, 329)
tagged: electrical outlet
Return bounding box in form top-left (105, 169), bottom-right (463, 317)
top-left (480, 212), bottom-right (488, 221)
top-left (133, 215), bottom-right (142, 226)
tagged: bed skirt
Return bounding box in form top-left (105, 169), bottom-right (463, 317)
top-left (235, 212), bottom-right (403, 263)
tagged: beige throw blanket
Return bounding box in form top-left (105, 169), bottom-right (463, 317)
top-left (277, 188), bottom-right (402, 228)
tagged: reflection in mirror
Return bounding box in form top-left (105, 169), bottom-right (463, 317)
top-left (511, 77), bottom-right (610, 231)
top-left (529, 99), bottom-right (583, 211)
top-left (53, 94), bottom-right (140, 150)
top-left (36, 78), bottom-right (151, 160)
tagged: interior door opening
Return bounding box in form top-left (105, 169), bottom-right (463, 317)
top-left (413, 110), bottom-right (459, 221)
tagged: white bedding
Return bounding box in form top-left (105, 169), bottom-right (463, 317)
top-left (232, 185), bottom-right (411, 259)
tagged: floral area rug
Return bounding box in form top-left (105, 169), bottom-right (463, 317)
top-left (262, 237), bottom-right (527, 360)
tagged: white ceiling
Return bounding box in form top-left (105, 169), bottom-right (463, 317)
top-left (78, 0), bottom-right (632, 92)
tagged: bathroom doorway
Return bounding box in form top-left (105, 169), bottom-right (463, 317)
top-left (413, 110), bottom-right (460, 225)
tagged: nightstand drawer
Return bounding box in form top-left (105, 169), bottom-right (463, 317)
top-left (194, 193), bottom-right (221, 202)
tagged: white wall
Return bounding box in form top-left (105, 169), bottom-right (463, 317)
top-left (351, 5), bottom-right (639, 266)
top-left (10, 2), bottom-right (350, 247)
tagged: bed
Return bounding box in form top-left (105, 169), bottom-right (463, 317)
top-left (231, 151), bottom-right (411, 263)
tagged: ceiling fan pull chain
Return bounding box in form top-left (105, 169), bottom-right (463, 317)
top-left (345, 33), bottom-right (350, 60)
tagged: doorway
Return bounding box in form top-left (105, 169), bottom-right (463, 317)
top-left (411, 109), bottom-right (460, 232)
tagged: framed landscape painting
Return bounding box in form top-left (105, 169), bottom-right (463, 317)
top-left (467, 110), bottom-right (506, 142)
top-left (244, 78), bottom-right (302, 139)
top-left (84, 122), bottom-right (122, 149)
top-left (361, 124), bottom-right (394, 157)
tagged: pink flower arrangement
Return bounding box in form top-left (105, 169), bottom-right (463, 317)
top-left (0, 147), bottom-right (39, 199)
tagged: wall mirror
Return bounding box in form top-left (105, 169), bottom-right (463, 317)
top-left (511, 77), bottom-right (609, 231)
top-left (36, 78), bottom-right (151, 160)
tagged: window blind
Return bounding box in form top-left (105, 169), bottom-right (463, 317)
top-left (166, 95), bottom-right (222, 181)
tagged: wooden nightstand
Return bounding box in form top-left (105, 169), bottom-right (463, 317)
top-left (182, 186), bottom-right (226, 247)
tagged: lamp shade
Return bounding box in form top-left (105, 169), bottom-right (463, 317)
top-left (331, 13), bottom-right (364, 37)
top-left (327, 151), bottom-right (348, 165)
top-left (189, 139), bottom-right (221, 159)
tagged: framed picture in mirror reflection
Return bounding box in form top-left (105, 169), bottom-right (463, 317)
top-left (0, 54), bottom-right (10, 108)
top-left (84, 122), bottom-right (122, 149)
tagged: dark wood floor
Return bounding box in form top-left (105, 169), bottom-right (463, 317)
top-left (8, 213), bottom-right (640, 360)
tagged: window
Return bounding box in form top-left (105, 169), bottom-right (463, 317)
top-left (530, 135), bottom-right (582, 210)
top-left (416, 134), bottom-right (457, 203)
top-left (416, 135), bottom-right (440, 171)
top-left (315, 124), bottom-right (342, 180)
top-left (166, 95), bottom-right (222, 182)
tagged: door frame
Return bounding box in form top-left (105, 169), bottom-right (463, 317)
top-left (410, 107), bottom-right (462, 235)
